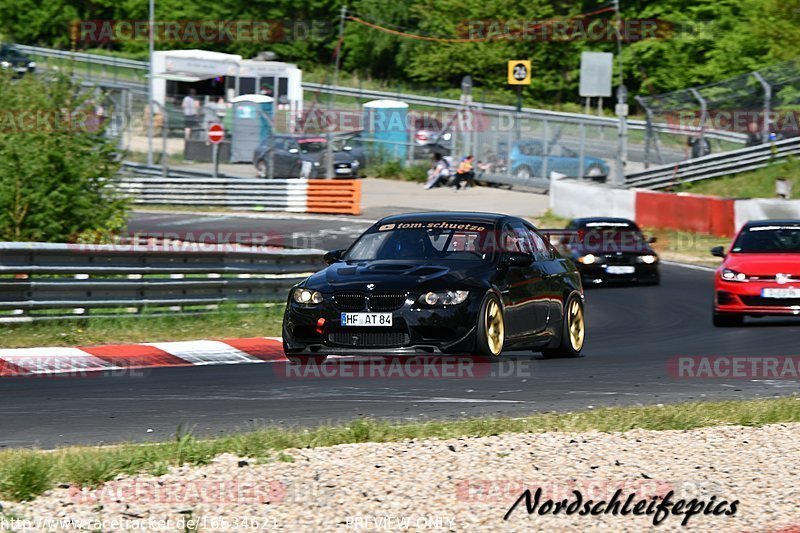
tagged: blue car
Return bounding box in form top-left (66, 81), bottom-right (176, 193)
top-left (510, 140), bottom-right (609, 182)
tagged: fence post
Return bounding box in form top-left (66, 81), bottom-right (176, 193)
top-left (635, 95), bottom-right (652, 169)
top-left (689, 88), bottom-right (708, 158)
top-left (752, 71), bottom-right (771, 144)
top-left (578, 122), bottom-right (585, 179)
top-left (542, 119), bottom-right (549, 181)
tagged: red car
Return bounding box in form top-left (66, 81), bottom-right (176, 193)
top-left (712, 220), bottom-right (800, 326)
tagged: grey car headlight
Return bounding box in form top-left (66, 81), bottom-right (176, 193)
top-left (418, 290), bottom-right (469, 306)
top-left (292, 287), bottom-right (324, 304)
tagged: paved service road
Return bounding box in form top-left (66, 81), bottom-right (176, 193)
top-left (2, 265), bottom-right (798, 449)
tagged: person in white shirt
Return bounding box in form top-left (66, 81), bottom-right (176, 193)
top-left (182, 88), bottom-right (199, 140)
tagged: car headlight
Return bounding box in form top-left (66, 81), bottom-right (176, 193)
top-left (442, 132), bottom-right (452, 141)
top-left (418, 290), bottom-right (469, 306)
top-left (0, 61), bottom-right (9, 68)
top-left (28, 61), bottom-right (36, 68)
top-left (292, 287), bottom-right (324, 304)
top-left (577, 254), bottom-right (596, 265)
top-left (313, 161), bottom-right (321, 167)
top-left (638, 254), bottom-right (658, 264)
top-left (721, 269), bottom-right (748, 282)
top-left (351, 159), bottom-right (360, 167)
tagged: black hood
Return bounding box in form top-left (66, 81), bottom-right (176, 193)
top-left (304, 260), bottom-right (489, 292)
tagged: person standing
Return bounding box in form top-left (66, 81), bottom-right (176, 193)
top-left (182, 88), bottom-right (199, 140)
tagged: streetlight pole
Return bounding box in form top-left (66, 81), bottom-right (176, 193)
top-left (325, 5), bottom-right (347, 179)
top-left (613, 0), bottom-right (628, 187)
top-left (146, 0), bottom-right (155, 166)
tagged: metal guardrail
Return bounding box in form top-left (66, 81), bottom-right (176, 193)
top-left (118, 162), bottom-right (363, 214)
top-left (0, 242), bottom-right (324, 321)
top-left (625, 137), bottom-right (800, 190)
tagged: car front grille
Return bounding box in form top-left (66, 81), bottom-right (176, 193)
top-left (333, 292), bottom-right (366, 311)
top-left (603, 254), bottom-right (637, 265)
top-left (368, 292), bottom-right (408, 311)
top-left (740, 296), bottom-right (800, 307)
top-left (327, 331), bottom-right (410, 347)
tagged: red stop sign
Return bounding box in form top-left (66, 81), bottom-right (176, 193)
top-left (207, 123), bottom-right (225, 144)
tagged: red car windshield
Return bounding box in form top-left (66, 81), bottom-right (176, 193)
top-left (731, 225), bottom-right (800, 253)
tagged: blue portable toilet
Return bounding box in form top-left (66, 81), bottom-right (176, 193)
top-left (363, 99), bottom-right (409, 163)
top-left (230, 94), bottom-right (273, 163)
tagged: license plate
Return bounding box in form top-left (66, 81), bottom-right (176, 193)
top-left (340, 312), bottom-right (392, 326)
top-left (762, 288), bottom-right (800, 298)
top-left (605, 266), bottom-right (635, 274)
top-left (335, 168), bottom-right (352, 174)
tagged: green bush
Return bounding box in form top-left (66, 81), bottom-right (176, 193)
top-left (0, 71), bottom-right (128, 242)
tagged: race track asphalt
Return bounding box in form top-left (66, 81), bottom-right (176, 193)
top-left (2, 264), bottom-right (799, 449)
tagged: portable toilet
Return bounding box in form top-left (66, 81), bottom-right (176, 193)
top-left (230, 94), bottom-right (273, 163)
top-left (363, 99), bottom-right (409, 163)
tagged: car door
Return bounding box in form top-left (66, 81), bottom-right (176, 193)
top-left (279, 138), bottom-right (302, 177)
top-left (498, 222), bottom-right (549, 339)
top-left (525, 225), bottom-right (569, 328)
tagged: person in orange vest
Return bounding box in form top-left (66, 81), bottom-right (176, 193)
top-left (453, 154), bottom-right (475, 189)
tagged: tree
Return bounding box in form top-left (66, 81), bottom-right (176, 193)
top-left (0, 71), bottom-right (127, 242)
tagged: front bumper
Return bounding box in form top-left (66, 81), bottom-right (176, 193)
top-left (576, 262), bottom-right (659, 284)
top-left (283, 294), bottom-right (481, 356)
top-left (714, 279), bottom-right (800, 316)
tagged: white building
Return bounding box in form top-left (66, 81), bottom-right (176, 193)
top-left (151, 49), bottom-right (302, 114)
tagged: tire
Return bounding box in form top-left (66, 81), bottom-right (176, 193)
top-left (255, 159), bottom-right (268, 178)
top-left (475, 294), bottom-right (505, 357)
top-left (713, 312), bottom-right (743, 327)
top-left (542, 293), bottom-right (585, 358)
top-left (515, 165), bottom-right (533, 180)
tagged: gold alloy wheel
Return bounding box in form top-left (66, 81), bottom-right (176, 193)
top-left (567, 298), bottom-right (585, 351)
top-left (485, 299), bottom-right (504, 356)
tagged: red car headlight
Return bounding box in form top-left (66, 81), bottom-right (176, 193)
top-left (720, 269), bottom-right (748, 282)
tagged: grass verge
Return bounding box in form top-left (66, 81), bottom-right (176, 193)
top-left (0, 305), bottom-right (285, 349)
top-left (676, 157), bottom-right (800, 198)
top-left (0, 397), bottom-right (798, 501)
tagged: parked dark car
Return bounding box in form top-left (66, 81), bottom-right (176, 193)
top-left (0, 44), bottom-right (35, 76)
top-left (510, 140), bottom-right (609, 181)
top-left (253, 135), bottom-right (363, 178)
top-left (282, 212), bottom-right (586, 364)
top-left (556, 217), bottom-right (659, 285)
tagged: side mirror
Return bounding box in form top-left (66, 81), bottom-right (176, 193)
top-left (648, 236), bottom-right (657, 244)
top-left (503, 252), bottom-right (534, 268)
top-left (710, 246), bottom-right (725, 258)
top-left (324, 249), bottom-right (345, 264)
top-left (288, 148), bottom-right (299, 154)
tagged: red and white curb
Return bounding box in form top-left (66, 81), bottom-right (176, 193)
top-left (0, 337), bottom-right (288, 377)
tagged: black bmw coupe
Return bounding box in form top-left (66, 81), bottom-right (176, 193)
top-left (282, 212), bottom-right (585, 363)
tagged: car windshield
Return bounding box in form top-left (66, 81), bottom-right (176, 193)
top-left (344, 223), bottom-right (495, 262)
top-left (731, 225), bottom-right (800, 253)
top-left (299, 141), bottom-right (326, 154)
top-left (571, 223), bottom-right (646, 250)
